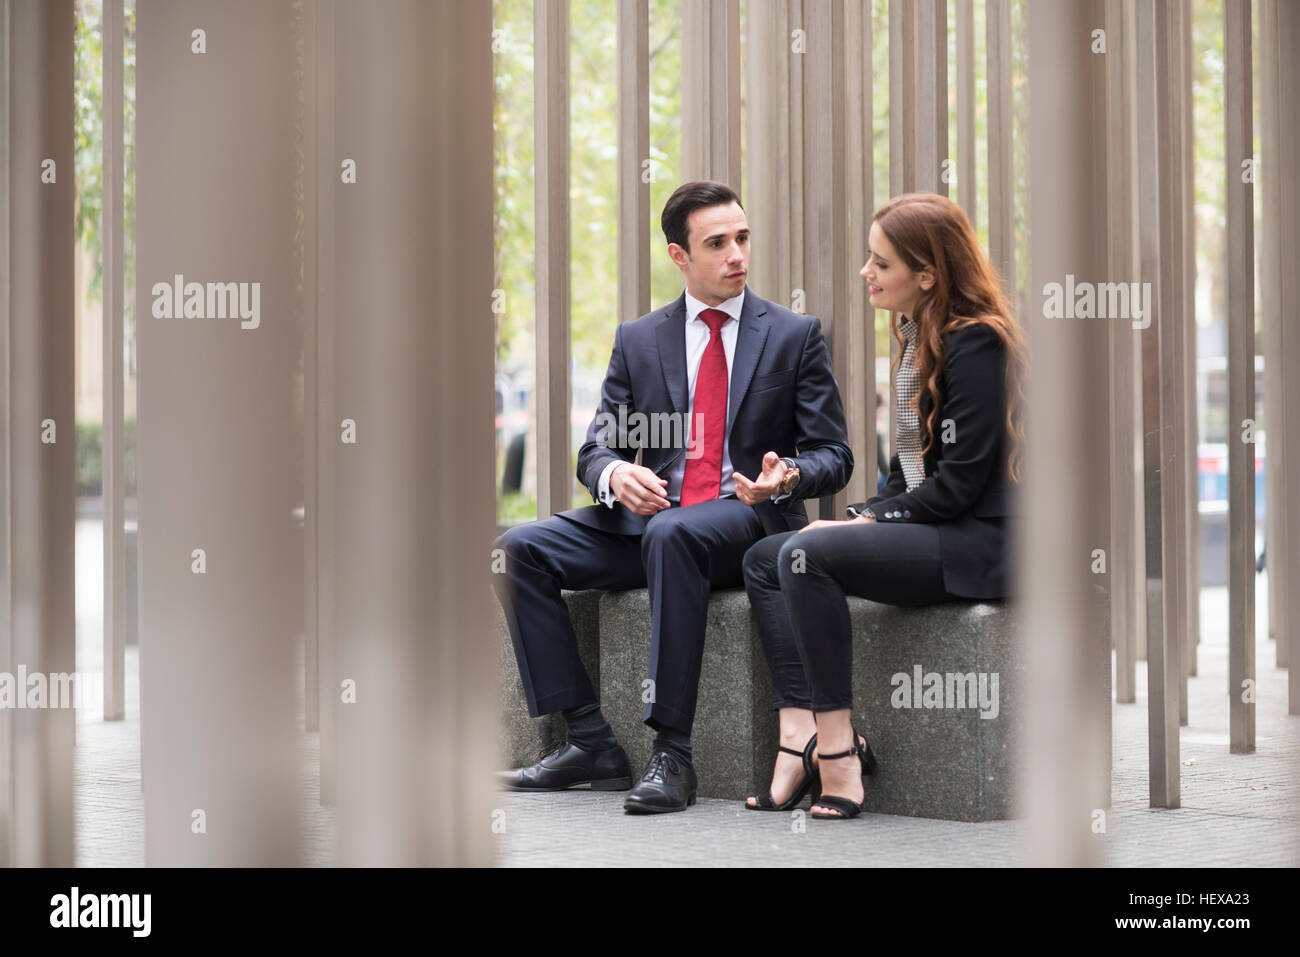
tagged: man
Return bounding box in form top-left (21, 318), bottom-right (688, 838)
top-left (493, 181), bottom-right (852, 813)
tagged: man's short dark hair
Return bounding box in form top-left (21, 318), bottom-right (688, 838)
top-left (661, 181), bottom-right (744, 252)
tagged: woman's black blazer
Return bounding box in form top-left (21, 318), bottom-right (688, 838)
top-left (849, 321), bottom-right (1017, 599)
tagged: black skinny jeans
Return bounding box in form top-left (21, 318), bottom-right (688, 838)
top-left (742, 523), bottom-right (956, 712)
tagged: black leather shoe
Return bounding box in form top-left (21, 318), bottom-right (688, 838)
top-left (497, 740), bottom-right (633, 792)
top-left (623, 751), bottom-right (698, 814)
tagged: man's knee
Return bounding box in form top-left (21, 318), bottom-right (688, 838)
top-left (493, 522), bottom-right (554, 579)
top-left (492, 525), bottom-right (523, 562)
top-left (640, 507), bottom-right (692, 555)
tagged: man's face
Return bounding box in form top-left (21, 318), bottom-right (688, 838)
top-left (669, 202), bottom-right (749, 306)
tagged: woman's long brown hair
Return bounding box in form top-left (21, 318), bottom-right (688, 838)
top-left (873, 192), bottom-right (1027, 482)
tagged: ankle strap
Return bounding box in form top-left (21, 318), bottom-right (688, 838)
top-left (778, 745), bottom-right (804, 758)
top-left (817, 744), bottom-right (860, 761)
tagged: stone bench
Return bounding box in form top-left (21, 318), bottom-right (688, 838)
top-left (498, 588), bottom-right (1021, 821)
top-left (848, 597), bottom-right (1022, 822)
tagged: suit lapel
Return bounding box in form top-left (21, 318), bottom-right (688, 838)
top-left (727, 290), bottom-right (770, 436)
top-left (655, 294), bottom-right (688, 414)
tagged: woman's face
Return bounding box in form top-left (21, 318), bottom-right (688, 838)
top-left (862, 220), bottom-right (932, 318)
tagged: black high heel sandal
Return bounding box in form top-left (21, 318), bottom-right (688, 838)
top-left (809, 728), bottom-right (878, 820)
top-left (746, 733), bottom-right (820, 811)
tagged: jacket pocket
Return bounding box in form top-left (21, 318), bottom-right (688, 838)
top-left (747, 367), bottom-right (795, 394)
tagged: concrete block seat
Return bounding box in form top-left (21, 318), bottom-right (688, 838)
top-left (846, 597), bottom-right (1022, 822)
top-left (498, 587), bottom-right (1021, 820)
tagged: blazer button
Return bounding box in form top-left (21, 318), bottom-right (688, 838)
top-left (903, 510), bottom-right (911, 518)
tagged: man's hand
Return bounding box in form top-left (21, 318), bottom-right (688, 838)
top-left (797, 515), bottom-right (874, 534)
top-left (610, 463), bottom-right (670, 516)
top-left (733, 451), bottom-right (788, 507)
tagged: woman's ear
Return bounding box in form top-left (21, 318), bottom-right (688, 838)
top-left (919, 267), bottom-right (937, 292)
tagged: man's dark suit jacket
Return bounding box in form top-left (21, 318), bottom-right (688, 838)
top-left (559, 287), bottom-right (853, 537)
top-left (853, 321), bottom-right (1018, 599)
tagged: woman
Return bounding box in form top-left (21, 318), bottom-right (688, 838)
top-left (741, 193), bottom-right (1026, 820)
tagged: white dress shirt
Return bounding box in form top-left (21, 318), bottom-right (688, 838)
top-left (598, 288), bottom-right (745, 507)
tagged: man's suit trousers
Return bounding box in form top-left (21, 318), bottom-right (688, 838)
top-left (493, 497), bottom-right (765, 735)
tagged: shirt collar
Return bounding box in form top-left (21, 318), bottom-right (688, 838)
top-left (899, 316), bottom-right (919, 343)
top-left (685, 287), bottom-right (745, 326)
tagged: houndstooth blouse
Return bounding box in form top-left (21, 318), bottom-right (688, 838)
top-left (862, 316), bottom-right (926, 520)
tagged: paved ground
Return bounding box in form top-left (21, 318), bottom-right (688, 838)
top-left (71, 517), bottom-right (1297, 867)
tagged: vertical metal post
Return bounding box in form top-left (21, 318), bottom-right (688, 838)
top-left (136, 0), bottom-right (298, 865)
top-left (681, 0), bottom-right (741, 189)
top-left (1021, 0), bottom-right (1112, 864)
top-left (535, 0), bottom-right (572, 518)
top-left (803, 0), bottom-right (848, 521)
top-left (103, 0), bottom-right (126, 723)
top-left (314, 0), bottom-right (338, 801)
top-left (986, 0), bottom-right (1015, 291)
top-left (1136, 0), bottom-right (1180, 808)
top-left (330, 0), bottom-right (496, 865)
top-left (1276, 0), bottom-right (1300, 709)
top-left (1180, 0), bottom-right (1199, 688)
top-left (0, 0), bottom-right (77, 867)
top-left (744, 0), bottom-right (794, 312)
top-left (1225, 0), bottom-right (1255, 753)
top-left (914, 0), bottom-right (947, 196)
top-left (844, 0), bottom-right (876, 503)
top-left (618, 0), bottom-right (650, 325)
top-left (956, 0), bottom-right (975, 221)
top-left (1159, 0), bottom-right (1191, 727)
top-left (888, 0), bottom-right (917, 197)
top-left (1106, 0), bottom-right (1141, 705)
top-left (1258, 0), bottom-right (1287, 677)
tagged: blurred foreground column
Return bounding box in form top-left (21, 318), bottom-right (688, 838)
top-left (136, 0), bottom-right (299, 865)
top-left (1019, 0), bottom-right (1111, 865)
top-left (1268, 1), bottom-right (1300, 712)
top-left (0, 0), bottom-right (76, 867)
top-left (1278, 0), bottom-right (1300, 707)
top-left (329, 0), bottom-right (496, 866)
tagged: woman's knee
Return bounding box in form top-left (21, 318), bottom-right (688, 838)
top-left (774, 535), bottom-right (816, 587)
top-left (741, 533), bottom-right (785, 588)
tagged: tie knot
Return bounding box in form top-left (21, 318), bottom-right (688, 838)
top-left (700, 308), bottom-right (729, 334)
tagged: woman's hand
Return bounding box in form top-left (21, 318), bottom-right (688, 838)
top-left (796, 515), bottom-right (874, 534)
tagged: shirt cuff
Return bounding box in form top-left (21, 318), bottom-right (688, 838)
top-left (597, 460), bottom-right (628, 508)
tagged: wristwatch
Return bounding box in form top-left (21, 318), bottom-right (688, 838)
top-left (778, 457), bottom-right (801, 495)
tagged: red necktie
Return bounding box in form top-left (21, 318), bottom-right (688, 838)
top-left (680, 308), bottom-right (729, 506)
